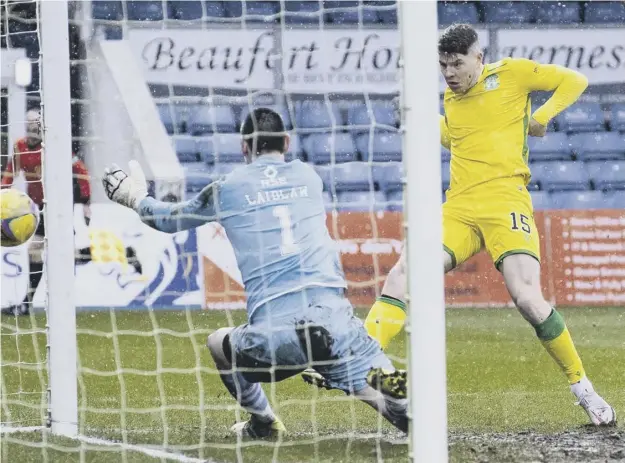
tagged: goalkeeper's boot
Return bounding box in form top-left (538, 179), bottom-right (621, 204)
top-left (301, 368), bottom-right (333, 390)
top-left (1, 303), bottom-right (29, 317)
top-left (367, 368), bottom-right (407, 400)
top-left (572, 378), bottom-right (617, 426)
top-left (230, 416), bottom-right (286, 439)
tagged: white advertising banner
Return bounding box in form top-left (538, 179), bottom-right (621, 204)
top-left (1, 204), bottom-right (204, 310)
top-left (127, 27), bottom-right (489, 94)
top-left (497, 28), bottom-right (625, 85)
top-left (127, 28), bottom-right (276, 89)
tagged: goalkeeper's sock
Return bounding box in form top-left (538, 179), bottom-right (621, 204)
top-left (534, 309), bottom-right (586, 385)
top-left (219, 372), bottom-right (275, 423)
top-left (22, 261), bottom-right (44, 308)
top-left (364, 295), bottom-right (406, 350)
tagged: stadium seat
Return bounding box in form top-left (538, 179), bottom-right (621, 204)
top-left (337, 191), bottom-right (387, 212)
top-left (167, 1), bottom-right (204, 20)
top-left (331, 162), bottom-right (375, 192)
top-left (297, 102), bottom-right (344, 130)
top-left (569, 132), bottom-right (625, 161)
top-left (203, 1), bottom-right (228, 18)
top-left (535, 1), bottom-right (581, 24)
top-left (555, 103), bottom-right (605, 133)
top-left (551, 191), bottom-right (606, 209)
top-left (92, 1), bottom-right (123, 20)
top-left (126, 1), bottom-right (164, 20)
top-left (441, 161), bottom-right (451, 190)
top-left (347, 103), bottom-right (398, 133)
top-left (201, 133), bottom-right (243, 163)
top-left (373, 162), bottom-right (403, 192)
top-left (314, 165), bottom-right (334, 191)
top-left (437, 2), bottom-right (480, 25)
top-left (386, 189), bottom-right (403, 212)
top-left (184, 162), bottom-right (213, 192)
top-left (208, 163), bottom-right (245, 182)
top-left (322, 191), bottom-right (335, 212)
top-left (527, 132), bottom-right (572, 162)
top-left (588, 161), bottom-right (625, 190)
top-left (482, 1), bottom-right (533, 24)
top-left (370, 1), bottom-right (397, 24)
top-left (604, 190), bottom-right (625, 209)
top-left (611, 104), bottom-right (625, 132)
top-left (530, 191), bottom-right (553, 210)
top-left (532, 161), bottom-right (591, 191)
top-left (188, 105), bottom-right (236, 135)
top-left (584, 1), bottom-right (625, 23)
top-left (239, 104), bottom-right (293, 130)
top-left (284, 1), bottom-right (321, 24)
top-left (285, 133), bottom-right (304, 162)
top-left (173, 137), bottom-right (199, 163)
top-left (224, 1), bottom-right (279, 22)
top-left (157, 104), bottom-right (176, 134)
top-left (355, 132), bottom-right (402, 162)
top-left (304, 133), bottom-right (358, 164)
top-left (324, 1), bottom-right (379, 24)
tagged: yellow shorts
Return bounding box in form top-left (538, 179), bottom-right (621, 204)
top-left (443, 177), bottom-right (540, 270)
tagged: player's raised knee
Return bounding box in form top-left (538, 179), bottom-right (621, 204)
top-left (206, 327), bottom-right (232, 354)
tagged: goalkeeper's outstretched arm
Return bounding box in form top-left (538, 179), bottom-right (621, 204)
top-left (137, 183), bottom-right (218, 233)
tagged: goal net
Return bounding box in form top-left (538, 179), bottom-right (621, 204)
top-left (2, 1), bottom-right (444, 461)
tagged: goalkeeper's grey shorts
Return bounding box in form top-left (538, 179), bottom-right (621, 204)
top-left (228, 287), bottom-right (392, 393)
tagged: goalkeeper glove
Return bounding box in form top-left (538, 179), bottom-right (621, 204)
top-left (102, 161), bottom-right (148, 211)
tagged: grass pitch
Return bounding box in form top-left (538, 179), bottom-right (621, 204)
top-left (1, 307), bottom-right (624, 462)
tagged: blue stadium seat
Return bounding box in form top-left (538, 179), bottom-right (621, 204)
top-left (532, 161), bottom-right (591, 191)
top-left (483, 1), bottom-right (533, 24)
top-left (441, 161), bottom-right (451, 190)
top-left (331, 162), bottom-right (375, 192)
top-left (551, 191), bottom-right (606, 209)
top-left (570, 132), bottom-right (625, 161)
top-left (208, 163), bottom-right (245, 183)
top-left (386, 189), bottom-right (403, 212)
top-left (527, 132), bottom-right (572, 162)
top-left (167, 1), bottom-right (204, 20)
top-left (203, 1), bottom-right (227, 18)
top-left (347, 103), bottom-right (398, 133)
top-left (588, 161), bottom-right (625, 190)
top-left (555, 103), bottom-right (604, 133)
top-left (304, 133), bottom-right (358, 164)
top-left (184, 162), bottom-right (212, 192)
top-left (188, 105), bottom-right (236, 135)
top-left (535, 1), bottom-right (581, 24)
top-left (173, 137), bottom-right (199, 163)
top-left (438, 2), bottom-right (480, 25)
top-left (369, 1), bottom-right (397, 24)
top-left (604, 190), bottom-right (625, 209)
top-left (314, 165), bottom-right (334, 191)
top-left (324, 1), bottom-right (379, 24)
top-left (285, 134), bottom-right (304, 162)
top-left (224, 1), bottom-right (279, 21)
top-left (373, 162), bottom-right (403, 192)
top-left (197, 138), bottom-right (215, 164)
top-left (157, 104), bottom-right (176, 134)
top-left (127, 1), bottom-right (164, 20)
top-left (297, 102), bottom-right (344, 130)
top-left (322, 191), bottom-right (335, 212)
top-left (530, 191), bottom-right (553, 210)
top-left (239, 104), bottom-right (293, 130)
top-left (355, 132), bottom-right (402, 162)
top-left (611, 104), bottom-right (625, 132)
top-left (337, 191), bottom-right (387, 212)
top-left (584, 1), bottom-right (625, 23)
top-left (92, 1), bottom-right (123, 20)
top-left (204, 133), bottom-right (243, 163)
top-left (284, 1), bottom-right (321, 24)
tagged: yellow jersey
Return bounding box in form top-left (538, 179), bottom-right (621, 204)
top-left (442, 57), bottom-right (588, 198)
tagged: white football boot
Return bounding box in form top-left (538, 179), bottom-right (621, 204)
top-left (571, 377), bottom-right (617, 426)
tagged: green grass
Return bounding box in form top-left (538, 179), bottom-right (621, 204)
top-left (1, 307), bottom-right (624, 462)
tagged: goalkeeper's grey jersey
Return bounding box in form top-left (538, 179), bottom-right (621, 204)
top-left (138, 154), bottom-right (346, 316)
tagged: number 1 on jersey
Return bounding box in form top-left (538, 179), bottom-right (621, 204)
top-left (273, 205), bottom-right (299, 255)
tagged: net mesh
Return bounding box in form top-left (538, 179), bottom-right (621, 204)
top-left (2, 1), bottom-right (406, 461)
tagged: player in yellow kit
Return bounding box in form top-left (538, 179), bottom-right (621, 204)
top-left (308, 24), bottom-right (616, 426)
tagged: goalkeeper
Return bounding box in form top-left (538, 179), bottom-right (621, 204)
top-left (361, 24), bottom-right (614, 426)
top-left (102, 108), bottom-right (408, 438)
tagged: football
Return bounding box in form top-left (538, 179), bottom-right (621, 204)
top-left (0, 189), bottom-right (40, 247)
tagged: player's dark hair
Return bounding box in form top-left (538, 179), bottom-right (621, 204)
top-left (438, 24), bottom-right (479, 56)
top-left (241, 108), bottom-right (287, 155)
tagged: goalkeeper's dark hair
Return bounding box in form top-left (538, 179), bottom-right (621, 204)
top-left (438, 24), bottom-right (479, 56)
top-left (241, 107), bottom-right (287, 155)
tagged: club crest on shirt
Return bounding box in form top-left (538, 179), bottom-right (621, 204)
top-left (484, 74), bottom-right (500, 91)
